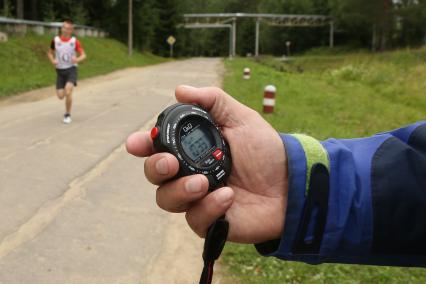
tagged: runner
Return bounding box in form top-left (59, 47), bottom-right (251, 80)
top-left (47, 19), bottom-right (86, 124)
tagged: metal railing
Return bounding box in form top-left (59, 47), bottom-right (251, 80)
top-left (0, 17), bottom-right (107, 38)
top-left (182, 13), bottom-right (334, 57)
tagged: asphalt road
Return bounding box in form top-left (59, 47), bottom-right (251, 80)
top-left (0, 58), bottom-right (227, 283)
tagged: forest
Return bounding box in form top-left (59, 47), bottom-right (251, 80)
top-left (1, 0), bottom-right (426, 56)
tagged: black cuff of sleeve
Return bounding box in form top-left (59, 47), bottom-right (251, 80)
top-left (255, 239), bottom-right (281, 255)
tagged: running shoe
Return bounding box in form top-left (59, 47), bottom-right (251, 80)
top-left (63, 113), bottom-right (72, 124)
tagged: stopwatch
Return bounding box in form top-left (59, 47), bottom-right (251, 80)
top-left (151, 103), bottom-right (232, 190)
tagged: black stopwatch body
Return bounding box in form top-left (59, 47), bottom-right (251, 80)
top-left (151, 103), bottom-right (232, 190)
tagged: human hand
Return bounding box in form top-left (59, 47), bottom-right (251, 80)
top-left (51, 59), bottom-right (58, 66)
top-left (126, 86), bottom-right (288, 244)
top-left (71, 57), bottom-right (78, 64)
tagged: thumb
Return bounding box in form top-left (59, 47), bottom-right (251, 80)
top-left (175, 85), bottom-right (248, 127)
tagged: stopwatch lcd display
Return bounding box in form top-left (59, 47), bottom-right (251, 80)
top-left (181, 127), bottom-right (214, 161)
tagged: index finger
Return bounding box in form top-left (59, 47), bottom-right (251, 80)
top-left (126, 131), bottom-right (154, 157)
top-left (175, 85), bottom-right (244, 127)
top-left (175, 85), bottom-right (220, 111)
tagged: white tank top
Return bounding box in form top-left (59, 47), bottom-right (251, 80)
top-left (54, 36), bottom-right (77, 69)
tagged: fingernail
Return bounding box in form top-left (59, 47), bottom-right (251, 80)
top-left (155, 158), bottom-right (169, 175)
top-left (180, 85), bottom-right (196, 90)
top-left (216, 188), bottom-right (233, 204)
top-left (185, 177), bottom-right (202, 193)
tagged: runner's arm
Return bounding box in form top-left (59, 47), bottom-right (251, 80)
top-left (73, 40), bottom-right (86, 63)
top-left (47, 40), bottom-right (57, 65)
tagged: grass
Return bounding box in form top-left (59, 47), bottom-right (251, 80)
top-left (0, 34), bottom-right (167, 97)
top-left (224, 49), bottom-right (425, 139)
top-left (223, 244), bottom-right (426, 284)
top-left (221, 49), bottom-right (426, 283)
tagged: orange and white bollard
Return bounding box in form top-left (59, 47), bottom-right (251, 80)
top-left (263, 85), bottom-right (276, 114)
top-left (243, 67), bottom-right (251, 80)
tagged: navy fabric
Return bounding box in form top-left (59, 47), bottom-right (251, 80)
top-left (320, 136), bottom-right (385, 257)
top-left (256, 121), bottom-right (426, 267)
top-left (408, 124), bottom-right (426, 156)
top-left (377, 121), bottom-right (426, 143)
top-left (371, 138), bottom-right (426, 255)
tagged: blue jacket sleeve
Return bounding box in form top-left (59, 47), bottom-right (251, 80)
top-left (255, 121), bottom-right (426, 267)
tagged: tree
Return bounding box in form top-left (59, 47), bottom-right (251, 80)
top-left (137, 0), bottom-right (158, 52)
top-left (152, 0), bottom-right (180, 56)
top-left (16, 0), bottom-right (23, 18)
top-left (5, 0), bottom-right (425, 55)
top-left (330, 0), bottom-right (395, 51)
top-left (1, 0), bottom-right (13, 17)
top-left (394, 0), bottom-right (426, 47)
top-left (29, 0), bottom-right (38, 20)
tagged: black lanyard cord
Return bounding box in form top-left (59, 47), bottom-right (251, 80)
top-left (200, 260), bottom-right (214, 284)
top-left (199, 215), bottom-right (229, 284)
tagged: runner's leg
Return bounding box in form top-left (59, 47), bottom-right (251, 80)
top-left (65, 82), bottom-right (73, 115)
top-left (56, 89), bottom-right (65, 100)
top-left (56, 70), bottom-right (66, 100)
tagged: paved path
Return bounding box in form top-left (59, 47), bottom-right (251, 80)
top-left (0, 58), bottom-right (227, 283)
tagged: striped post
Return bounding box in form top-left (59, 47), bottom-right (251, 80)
top-left (263, 85), bottom-right (276, 113)
top-left (243, 67), bottom-right (251, 80)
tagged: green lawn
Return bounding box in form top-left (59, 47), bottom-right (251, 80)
top-left (221, 50), bottom-right (426, 283)
top-left (0, 35), bottom-right (167, 97)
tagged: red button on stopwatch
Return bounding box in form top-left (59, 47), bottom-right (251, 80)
top-left (213, 149), bottom-right (223, 160)
top-left (150, 127), bottom-right (159, 139)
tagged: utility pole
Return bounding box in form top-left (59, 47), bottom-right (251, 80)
top-left (232, 18), bottom-right (236, 57)
top-left (329, 21), bottom-right (334, 48)
top-left (128, 0), bottom-right (133, 56)
top-left (286, 41), bottom-right (291, 57)
top-left (229, 26), bottom-right (233, 58)
top-left (255, 18), bottom-right (260, 57)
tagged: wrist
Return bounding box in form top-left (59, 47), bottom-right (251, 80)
top-left (255, 133), bottom-right (289, 243)
top-left (255, 133), bottom-right (330, 257)
top-left (272, 134), bottom-right (289, 240)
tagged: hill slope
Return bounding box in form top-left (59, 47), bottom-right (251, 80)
top-left (0, 35), bottom-right (166, 97)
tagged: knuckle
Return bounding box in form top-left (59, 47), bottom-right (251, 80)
top-left (156, 186), bottom-right (186, 213)
top-left (211, 86), bottom-right (224, 96)
top-left (185, 212), bottom-right (205, 238)
top-left (143, 159), bottom-right (150, 175)
top-left (155, 190), bottom-right (163, 208)
top-left (175, 85), bottom-right (187, 94)
top-left (144, 158), bottom-right (156, 183)
top-left (155, 188), bottom-right (171, 211)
